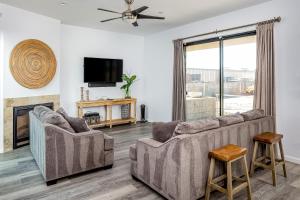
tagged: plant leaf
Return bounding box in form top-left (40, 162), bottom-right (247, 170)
top-left (122, 74), bottom-right (130, 82)
top-left (120, 85), bottom-right (127, 89)
top-left (130, 75), bottom-right (137, 82)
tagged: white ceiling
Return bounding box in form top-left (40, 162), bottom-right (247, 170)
top-left (0, 0), bottom-right (271, 35)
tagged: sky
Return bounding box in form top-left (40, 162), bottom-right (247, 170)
top-left (186, 43), bottom-right (256, 70)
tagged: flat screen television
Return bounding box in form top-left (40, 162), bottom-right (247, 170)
top-left (84, 57), bottom-right (123, 83)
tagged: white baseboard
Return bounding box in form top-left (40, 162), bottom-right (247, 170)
top-left (285, 155), bottom-right (300, 165)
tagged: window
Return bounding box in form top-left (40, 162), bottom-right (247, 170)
top-left (185, 32), bottom-right (256, 120)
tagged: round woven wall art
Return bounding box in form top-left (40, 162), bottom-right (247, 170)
top-left (9, 39), bottom-right (57, 89)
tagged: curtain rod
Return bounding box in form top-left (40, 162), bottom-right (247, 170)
top-left (178, 16), bottom-right (281, 41)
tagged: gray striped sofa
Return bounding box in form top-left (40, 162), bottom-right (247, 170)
top-left (130, 116), bottom-right (275, 200)
top-left (29, 111), bottom-right (114, 185)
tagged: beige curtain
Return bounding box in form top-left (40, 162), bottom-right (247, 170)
top-left (172, 39), bottom-right (186, 121)
top-left (254, 22), bottom-right (276, 116)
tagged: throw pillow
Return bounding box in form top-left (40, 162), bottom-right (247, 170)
top-left (33, 106), bottom-right (52, 118)
top-left (218, 114), bottom-right (244, 127)
top-left (41, 110), bottom-right (75, 133)
top-left (241, 109), bottom-right (265, 121)
top-left (174, 119), bottom-right (220, 135)
top-left (57, 107), bottom-right (90, 133)
top-left (152, 121), bottom-right (180, 143)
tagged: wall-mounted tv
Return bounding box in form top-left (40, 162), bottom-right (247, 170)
top-left (84, 57), bottom-right (123, 84)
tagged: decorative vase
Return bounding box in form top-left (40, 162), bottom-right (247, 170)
top-left (80, 87), bottom-right (84, 101)
top-left (124, 89), bottom-right (131, 99)
top-left (86, 90), bottom-right (90, 101)
top-left (121, 104), bottom-right (130, 119)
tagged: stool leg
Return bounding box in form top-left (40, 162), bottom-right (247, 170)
top-left (263, 144), bottom-right (271, 164)
top-left (270, 144), bottom-right (277, 186)
top-left (205, 158), bottom-right (215, 200)
top-left (250, 141), bottom-right (258, 177)
top-left (227, 161), bottom-right (233, 200)
top-left (279, 140), bottom-right (287, 178)
top-left (266, 144), bottom-right (270, 161)
top-left (242, 156), bottom-right (252, 200)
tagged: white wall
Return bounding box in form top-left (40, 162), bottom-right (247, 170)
top-left (0, 31), bottom-right (4, 153)
top-left (0, 3), bottom-right (61, 99)
top-left (60, 25), bottom-right (145, 119)
top-left (0, 3), bottom-right (146, 153)
top-left (144, 0), bottom-right (300, 162)
top-left (0, 4), bottom-right (61, 153)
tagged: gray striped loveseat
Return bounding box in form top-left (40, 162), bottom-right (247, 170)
top-left (29, 110), bottom-right (114, 185)
top-left (130, 115), bottom-right (275, 200)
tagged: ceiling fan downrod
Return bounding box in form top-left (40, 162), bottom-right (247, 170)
top-left (125, 0), bottom-right (134, 5)
top-left (125, 0), bottom-right (134, 11)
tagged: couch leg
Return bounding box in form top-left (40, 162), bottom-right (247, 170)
top-left (46, 180), bottom-right (57, 186)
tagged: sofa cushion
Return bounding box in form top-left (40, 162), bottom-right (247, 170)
top-left (152, 121), bottom-right (180, 143)
top-left (218, 114), bottom-right (244, 127)
top-left (175, 119), bottom-right (220, 135)
top-left (39, 108), bottom-right (75, 133)
top-left (57, 107), bottom-right (90, 133)
top-left (241, 109), bottom-right (265, 121)
top-left (33, 106), bottom-right (52, 118)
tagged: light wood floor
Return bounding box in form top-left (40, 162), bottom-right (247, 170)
top-left (0, 123), bottom-right (300, 200)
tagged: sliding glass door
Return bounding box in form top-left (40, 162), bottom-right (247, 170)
top-left (185, 32), bottom-right (256, 120)
top-left (223, 35), bottom-right (256, 114)
top-left (186, 41), bottom-right (220, 120)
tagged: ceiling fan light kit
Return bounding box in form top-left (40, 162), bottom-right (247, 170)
top-left (123, 15), bottom-right (137, 24)
top-left (98, 0), bottom-right (165, 27)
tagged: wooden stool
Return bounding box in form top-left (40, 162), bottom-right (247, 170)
top-left (205, 144), bottom-right (252, 200)
top-left (250, 132), bottom-right (287, 186)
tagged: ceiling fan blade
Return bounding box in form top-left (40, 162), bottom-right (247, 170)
top-left (132, 21), bottom-right (139, 27)
top-left (101, 17), bottom-right (123, 23)
top-left (137, 14), bottom-right (165, 20)
top-left (131, 6), bottom-right (149, 15)
top-left (97, 8), bottom-right (121, 14)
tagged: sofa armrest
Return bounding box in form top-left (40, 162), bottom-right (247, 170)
top-left (135, 137), bottom-right (181, 198)
top-left (72, 129), bottom-right (103, 137)
top-left (135, 135), bottom-right (208, 200)
top-left (137, 136), bottom-right (183, 148)
top-left (104, 134), bottom-right (114, 151)
top-left (29, 111), bottom-right (47, 179)
top-left (129, 144), bottom-right (137, 161)
top-left (43, 124), bottom-right (105, 181)
top-left (137, 138), bottom-right (162, 147)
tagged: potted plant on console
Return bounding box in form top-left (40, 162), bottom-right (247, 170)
top-left (120, 74), bottom-right (137, 119)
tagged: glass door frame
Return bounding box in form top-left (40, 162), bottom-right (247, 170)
top-left (184, 30), bottom-right (256, 116)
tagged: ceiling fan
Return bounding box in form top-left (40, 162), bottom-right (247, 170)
top-left (98, 0), bottom-right (165, 27)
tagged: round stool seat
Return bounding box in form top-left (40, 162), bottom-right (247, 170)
top-left (209, 144), bottom-right (247, 162)
top-left (253, 132), bottom-right (283, 144)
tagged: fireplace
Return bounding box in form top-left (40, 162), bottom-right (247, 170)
top-left (13, 103), bottom-right (54, 149)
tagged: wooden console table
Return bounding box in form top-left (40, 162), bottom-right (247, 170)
top-left (76, 98), bottom-right (137, 128)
